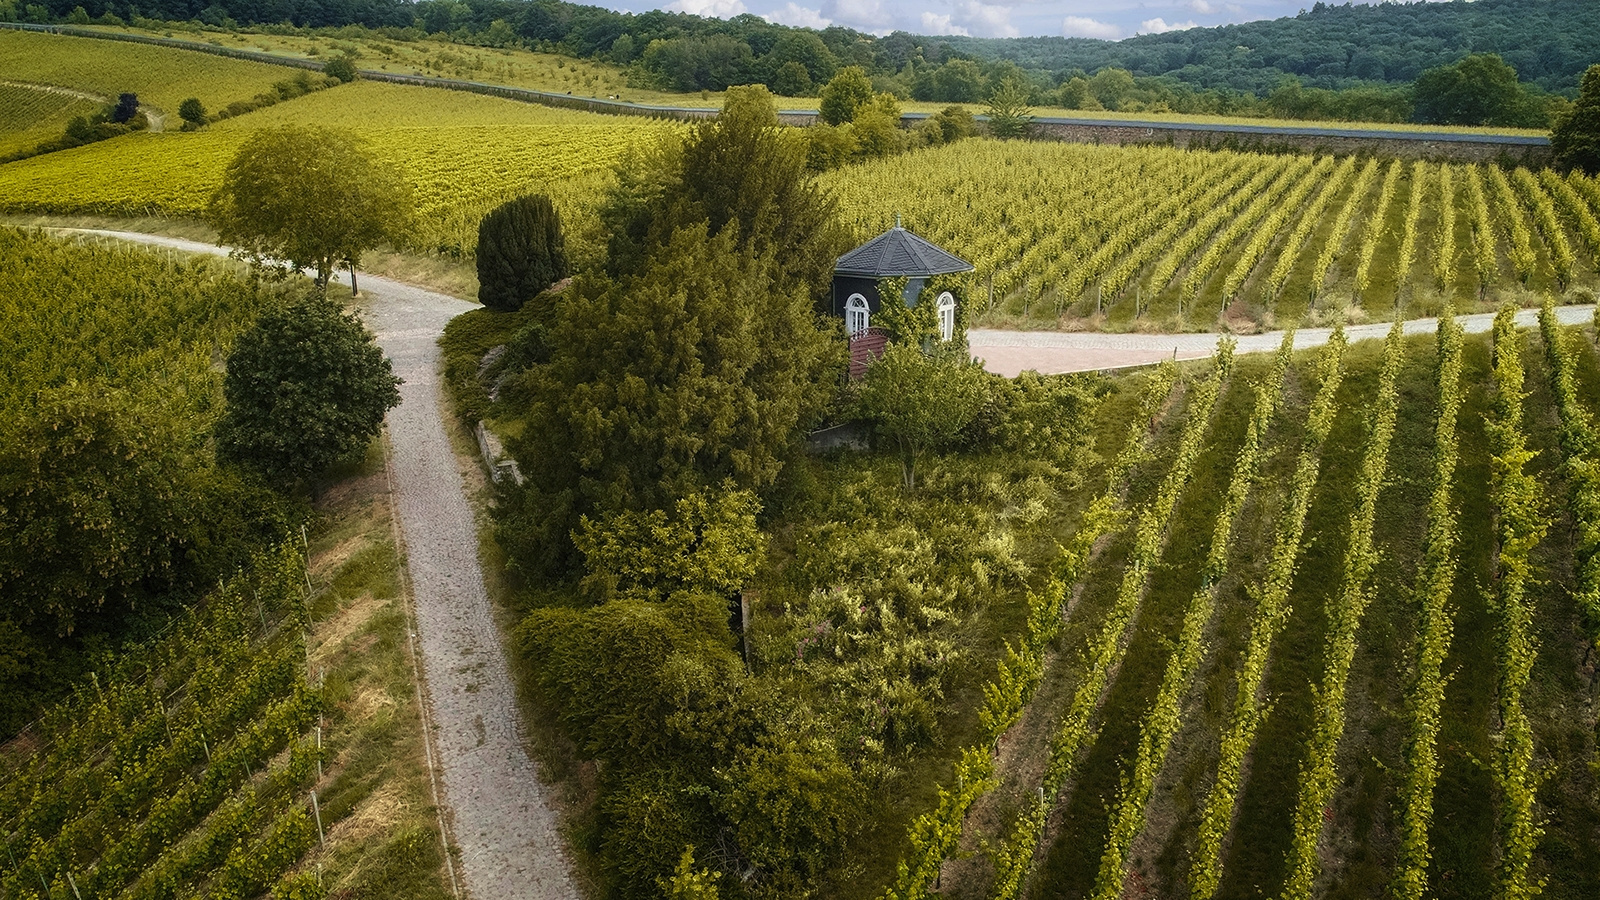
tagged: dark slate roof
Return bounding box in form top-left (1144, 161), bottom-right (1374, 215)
top-left (834, 225), bottom-right (974, 277)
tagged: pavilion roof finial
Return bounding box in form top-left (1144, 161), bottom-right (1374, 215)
top-left (895, 212), bottom-right (902, 229)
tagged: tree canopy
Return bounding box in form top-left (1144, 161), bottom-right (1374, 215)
top-left (207, 125), bottom-right (413, 290)
top-left (217, 290), bottom-right (401, 487)
top-left (855, 343), bottom-right (989, 491)
top-left (1553, 64), bottom-right (1600, 175)
top-left (498, 224), bottom-right (837, 575)
top-left (477, 194), bottom-right (569, 312)
top-left (1412, 53), bottom-right (1546, 128)
top-left (818, 66), bottom-right (873, 126)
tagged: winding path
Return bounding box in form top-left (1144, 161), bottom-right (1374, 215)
top-left (61, 230), bottom-right (578, 900)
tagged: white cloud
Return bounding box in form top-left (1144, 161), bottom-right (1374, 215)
top-left (954, 1), bottom-right (1020, 38)
top-left (1061, 15), bottom-right (1123, 40)
top-left (764, 2), bottom-right (832, 28)
top-left (665, 0), bottom-right (747, 17)
top-left (1139, 17), bottom-right (1199, 34)
top-left (920, 12), bottom-right (970, 36)
top-left (1187, 0), bottom-right (1218, 13)
top-left (820, 0), bottom-right (894, 32)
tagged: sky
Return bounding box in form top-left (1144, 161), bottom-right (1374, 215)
top-left (639, 1), bottom-right (1414, 41)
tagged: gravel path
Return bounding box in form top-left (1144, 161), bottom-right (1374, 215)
top-left (969, 305), bottom-right (1598, 376)
top-left (61, 230), bottom-right (578, 900)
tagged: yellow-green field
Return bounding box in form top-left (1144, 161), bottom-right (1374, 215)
top-left (81, 24), bottom-right (726, 108)
top-left (0, 79), bottom-right (668, 258)
top-left (0, 82), bottom-right (98, 158)
top-left (72, 24), bottom-right (1550, 135)
top-left (0, 30), bottom-right (296, 116)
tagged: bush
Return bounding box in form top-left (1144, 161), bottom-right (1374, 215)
top-left (217, 291), bottom-right (400, 487)
top-left (111, 92), bottom-right (139, 124)
top-left (178, 97), bottom-right (208, 127)
top-left (476, 194), bottom-right (568, 312)
top-left (323, 55), bottom-right (357, 83)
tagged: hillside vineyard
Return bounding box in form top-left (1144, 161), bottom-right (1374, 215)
top-left (823, 142), bottom-right (1600, 328)
top-left (880, 307), bottom-right (1600, 900)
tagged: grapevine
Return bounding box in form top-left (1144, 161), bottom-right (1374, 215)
top-left (1264, 156), bottom-right (1358, 303)
top-left (1179, 158), bottom-right (1316, 305)
top-left (1394, 160), bottom-right (1425, 307)
top-left (1188, 329), bottom-right (1349, 900)
top-left (1487, 303), bottom-right (1548, 900)
top-left (993, 345), bottom-right (1235, 900)
top-left (1309, 158), bottom-right (1381, 302)
top-left (1541, 170), bottom-right (1600, 269)
top-left (1280, 320), bottom-right (1404, 900)
top-left (1465, 166), bottom-right (1499, 295)
top-left (1538, 297), bottom-right (1600, 641)
top-left (1218, 158), bottom-right (1336, 303)
top-left (1391, 308), bottom-right (1466, 900)
top-left (1353, 160), bottom-right (1403, 302)
top-left (1510, 168), bottom-right (1574, 288)
top-left (1485, 165), bottom-right (1538, 285)
top-left (879, 366), bottom-right (1177, 900)
top-left (1089, 334), bottom-right (1294, 900)
top-left (1433, 164), bottom-right (1458, 292)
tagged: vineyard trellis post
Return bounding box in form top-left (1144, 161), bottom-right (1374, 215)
top-left (311, 790), bottom-right (325, 848)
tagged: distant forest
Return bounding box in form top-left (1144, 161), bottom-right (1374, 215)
top-left (7, 0), bottom-right (1598, 124)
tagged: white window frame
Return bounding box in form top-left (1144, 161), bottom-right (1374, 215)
top-left (937, 291), bottom-right (956, 342)
top-left (846, 293), bottom-right (870, 335)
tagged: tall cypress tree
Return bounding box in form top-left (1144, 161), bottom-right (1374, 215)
top-left (476, 194), bottom-right (569, 312)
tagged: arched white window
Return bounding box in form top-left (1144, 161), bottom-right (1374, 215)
top-left (846, 293), bottom-right (870, 335)
top-left (937, 292), bottom-right (956, 342)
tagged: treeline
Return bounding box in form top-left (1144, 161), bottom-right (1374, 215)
top-left (944, 0), bottom-right (1600, 95)
top-left (6, 0), bottom-right (1593, 126)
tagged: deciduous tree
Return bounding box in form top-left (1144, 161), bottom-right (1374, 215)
top-left (819, 65), bottom-right (873, 125)
top-left (1412, 53), bottom-right (1539, 127)
top-left (217, 291), bottom-right (400, 487)
top-left (1553, 64), bottom-right (1600, 175)
top-left (856, 343), bottom-right (989, 490)
top-left (178, 97), bottom-right (207, 127)
top-left (207, 125), bottom-right (413, 291)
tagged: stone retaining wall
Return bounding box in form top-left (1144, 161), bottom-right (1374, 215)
top-left (1028, 120), bottom-right (1551, 164)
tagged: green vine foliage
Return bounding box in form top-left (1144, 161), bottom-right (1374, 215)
top-left (871, 275), bottom-right (973, 348)
top-left (1392, 308), bottom-right (1466, 900)
top-left (1282, 320), bottom-right (1405, 900)
top-left (1538, 296), bottom-right (1600, 640)
top-left (877, 362), bottom-right (1178, 900)
top-left (996, 345), bottom-right (1234, 900)
top-left (1090, 333), bottom-right (1291, 900)
top-left (1190, 328), bottom-right (1348, 900)
top-left (1489, 303), bottom-right (1549, 900)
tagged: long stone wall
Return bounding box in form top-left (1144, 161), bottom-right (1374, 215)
top-left (1026, 119), bottom-right (1552, 164)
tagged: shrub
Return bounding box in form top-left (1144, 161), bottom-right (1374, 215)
top-left (178, 97), bottom-right (208, 127)
top-left (323, 55), bottom-right (357, 83)
top-left (111, 92), bottom-right (139, 124)
top-left (476, 194), bottom-right (568, 312)
top-left (217, 291), bottom-right (400, 487)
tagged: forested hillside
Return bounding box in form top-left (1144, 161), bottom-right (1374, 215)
top-left (948, 0), bottom-right (1600, 94)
